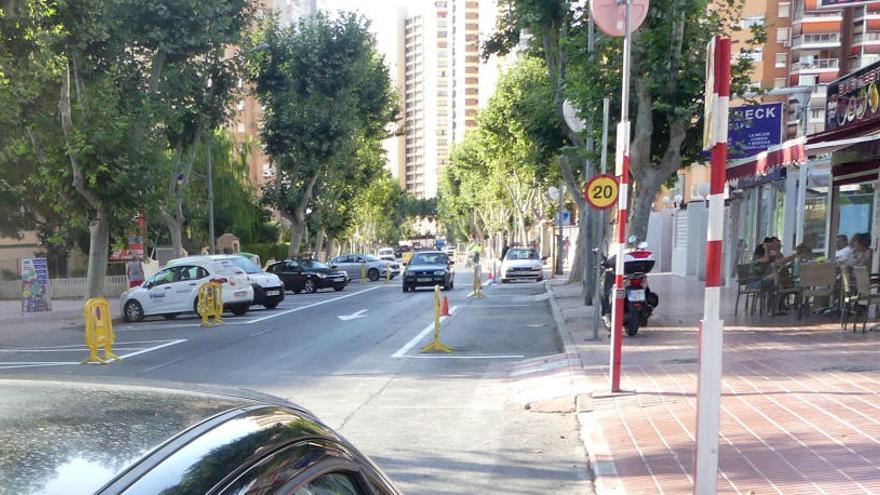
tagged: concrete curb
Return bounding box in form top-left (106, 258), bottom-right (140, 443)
top-left (543, 281), bottom-right (592, 413)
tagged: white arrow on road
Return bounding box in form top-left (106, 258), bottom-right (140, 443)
top-left (338, 309), bottom-right (368, 321)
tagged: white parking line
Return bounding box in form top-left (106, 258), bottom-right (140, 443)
top-left (239, 285), bottom-right (383, 324)
top-left (399, 354), bottom-right (525, 360)
top-left (0, 339), bottom-right (187, 369)
top-left (391, 307), bottom-right (457, 358)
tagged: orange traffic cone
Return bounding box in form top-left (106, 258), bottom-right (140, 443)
top-left (441, 296), bottom-right (451, 317)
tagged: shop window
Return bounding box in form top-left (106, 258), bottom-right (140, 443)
top-left (836, 183), bottom-right (875, 245)
top-left (802, 170), bottom-right (830, 255)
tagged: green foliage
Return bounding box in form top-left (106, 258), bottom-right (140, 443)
top-left (439, 56), bottom-right (561, 243)
top-left (251, 12), bottom-right (397, 230)
top-left (241, 243), bottom-right (291, 264)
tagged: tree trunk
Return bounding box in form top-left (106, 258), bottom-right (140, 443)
top-left (288, 218), bottom-right (306, 257)
top-left (314, 227), bottom-right (326, 258)
top-left (167, 218), bottom-right (183, 258)
top-left (569, 207), bottom-right (588, 285)
top-left (629, 170), bottom-right (664, 243)
top-left (85, 207), bottom-right (111, 300)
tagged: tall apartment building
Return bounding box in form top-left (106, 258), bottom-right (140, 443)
top-left (732, 0), bottom-right (880, 136)
top-left (229, 0), bottom-right (317, 185)
top-left (384, 0), bottom-right (499, 199)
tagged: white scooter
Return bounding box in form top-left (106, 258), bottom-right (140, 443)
top-left (597, 236), bottom-right (659, 336)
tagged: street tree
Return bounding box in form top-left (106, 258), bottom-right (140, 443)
top-left (1, 0), bottom-right (256, 298)
top-left (485, 0), bottom-right (755, 279)
top-left (251, 13), bottom-right (397, 256)
top-left (152, 0), bottom-right (252, 258)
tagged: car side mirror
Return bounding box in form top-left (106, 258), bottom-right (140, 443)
top-left (143, 282), bottom-right (152, 289)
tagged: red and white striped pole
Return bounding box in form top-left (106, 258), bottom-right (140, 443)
top-left (609, 0), bottom-right (634, 394)
top-left (693, 35), bottom-right (730, 495)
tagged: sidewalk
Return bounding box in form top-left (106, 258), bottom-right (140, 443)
top-left (548, 272), bottom-right (880, 494)
top-left (0, 298), bottom-right (123, 347)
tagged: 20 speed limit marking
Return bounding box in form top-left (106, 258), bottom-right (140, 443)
top-left (584, 174), bottom-right (619, 209)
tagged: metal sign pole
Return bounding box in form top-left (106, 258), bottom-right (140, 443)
top-left (609, 0), bottom-right (632, 393)
top-left (693, 35), bottom-right (730, 495)
top-left (592, 98), bottom-right (611, 340)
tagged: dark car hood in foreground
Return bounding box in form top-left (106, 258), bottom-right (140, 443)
top-left (0, 379), bottom-right (301, 495)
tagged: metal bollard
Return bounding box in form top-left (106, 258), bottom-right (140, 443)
top-left (360, 263), bottom-right (367, 282)
top-left (420, 285), bottom-right (453, 352)
top-left (468, 264), bottom-right (486, 299)
top-left (82, 297), bottom-right (121, 364)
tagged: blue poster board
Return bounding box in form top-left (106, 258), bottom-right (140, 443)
top-left (21, 258), bottom-right (51, 313)
top-left (728, 103), bottom-right (783, 159)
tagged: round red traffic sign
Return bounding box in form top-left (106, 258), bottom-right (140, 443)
top-left (584, 174), bottom-right (619, 209)
top-left (591, 0), bottom-right (650, 37)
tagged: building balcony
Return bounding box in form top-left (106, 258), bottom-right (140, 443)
top-left (853, 32), bottom-right (880, 45)
top-left (791, 33), bottom-right (840, 49)
top-left (854, 11), bottom-right (880, 21)
top-left (794, 10), bottom-right (843, 23)
top-left (791, 58), bottom-right (839, 73)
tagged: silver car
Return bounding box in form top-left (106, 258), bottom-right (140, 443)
top-left (330, 254), bottom-right (400, 281)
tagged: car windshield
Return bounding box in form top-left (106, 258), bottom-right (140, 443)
top-left (301, 260), bottom-right (330, 270)
top-left (379, 249), bottom-right (393, 254)
top-left (362, 255), bottom-right (380, 262)
top-left (410, 253), bottom-right (448, 265)
top-left (212, 259), bottom-right (246, 274)
top-left (506, 249), bottom-right (539, 260)
top-left (225, 256), bottom-right (261, 274)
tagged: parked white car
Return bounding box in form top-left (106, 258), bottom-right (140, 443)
top-left (377, 247), bottom-right (396, 261)
top-left (500, 247), bottom-right (544, 283)
top-left (120, 258), bottom-right (253, 322)
top-left (173, 255), bottom-right (285, 309)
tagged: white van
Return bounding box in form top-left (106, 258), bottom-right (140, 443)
top-left (377, 247), bottom-right (396, 261)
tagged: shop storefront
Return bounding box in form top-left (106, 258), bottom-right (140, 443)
top-left (808, 58), bottom-right (880, 268)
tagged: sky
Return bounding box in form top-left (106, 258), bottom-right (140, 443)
top-left (321, 0), bottom-right (431, 61)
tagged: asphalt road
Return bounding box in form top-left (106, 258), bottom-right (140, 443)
top-left (0, 272), bottom-right (592, 494)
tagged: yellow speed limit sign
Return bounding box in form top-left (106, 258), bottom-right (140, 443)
top-left (584, 174), bottom-right (619, 209)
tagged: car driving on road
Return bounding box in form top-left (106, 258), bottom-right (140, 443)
top-left (1, 378), bottom-right (402, 495)
top-left (500, 247), bottom-right (544, 283)
top-left (402, 251), bottom-right (455, 292)
top-left (330, 254), bottom-right (400, 281)
top-left (267, 258), bottom-right (349, 293)
top-left (120, 258), bottom-right (253, 322)
top-left (501, 247), bottom-right (544, 284)
top-left (169, 255), bottom-right (285, 310)
top-left (377, 247), bottom-right (396, 261)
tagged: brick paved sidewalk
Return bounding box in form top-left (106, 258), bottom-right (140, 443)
top-left (549, 273), bottom-right (880, 495)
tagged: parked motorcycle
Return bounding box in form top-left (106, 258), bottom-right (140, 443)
top-left (597, 236), bottom-right (659, 337)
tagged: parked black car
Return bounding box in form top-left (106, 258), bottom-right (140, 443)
top-left (267, 259), bottom-right (349, 293)
top-left (1, 378), bottom-right (401, 495)
top-left (402, 251), bottom-right (455, 292)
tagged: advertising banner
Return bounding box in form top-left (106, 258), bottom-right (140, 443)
top-left (728, 103), bottom-right (783, 159)
top-left (825, 58), bottom-right (880, 134)
top-left (21, 258), bottom-right (51, 313)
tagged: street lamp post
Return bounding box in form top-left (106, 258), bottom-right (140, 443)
top-left (207, 143), bottom-right (215, 255)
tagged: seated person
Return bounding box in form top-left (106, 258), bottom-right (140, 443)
top-left (851, 233), bottom-right (872, 267)
top-left (835, 234), bottom-right (854, 263)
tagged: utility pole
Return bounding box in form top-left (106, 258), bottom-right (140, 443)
top-left (556, 182), bottom-right (565, 275)
top-left (583, 11), bottom-right (597, 306)
top-left (207, 143), bottom-right (216, 255)
top-left (592, 97), bottom-right (611, 341)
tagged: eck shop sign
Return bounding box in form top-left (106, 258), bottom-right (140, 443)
top-left (826, 58), bottom-right (880, 134)
top-left (728, 103), bottom-right (783, 159)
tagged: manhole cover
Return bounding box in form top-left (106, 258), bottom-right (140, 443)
top-left (661, 358), bottom-right (697, 365)
top-left (821, 365), bottom-right (880, 373)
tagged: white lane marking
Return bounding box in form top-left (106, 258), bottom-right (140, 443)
top-left (238, 286), bottom-right (383, 324)
top-left (455, 305), bottom-right (535, 308)
top-left (391, 306), bottom-right (457, 358)
top-left (338, 309), bottom-right (368, 321)
top-left (117, 339), bottom-right (187, 359)
top-left (0, 339), bottom-right (187, 370)
top-left (0, 362), bottom-right (75, 370)
top-left (399, 354), bottom-right (525, 360)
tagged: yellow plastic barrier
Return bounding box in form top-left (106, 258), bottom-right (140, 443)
top-left (360, 263), bottom-right (368, 282)
top-left (82, 297), bottom-right (121, 364)
top-left (198, 280), bottom-right (225, 327)
top-left (468, 264), bottom-right (485, 299)
top-left (385, 265), bottom-right (391, 284)
top-left (420, 285), bottom-right (452, 353)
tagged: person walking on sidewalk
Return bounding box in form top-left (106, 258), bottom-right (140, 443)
top-left (126, 256), bottom-right (145, 288)
top-left (562, 237), bottom-right (571, 266)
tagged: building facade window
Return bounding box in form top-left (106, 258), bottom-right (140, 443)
top-left (778, 2), bottom-right (790, 18)
top-left (775, 52), bottom-right (787, 68)
top-left (776, 27), bottom-right (790, 44)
